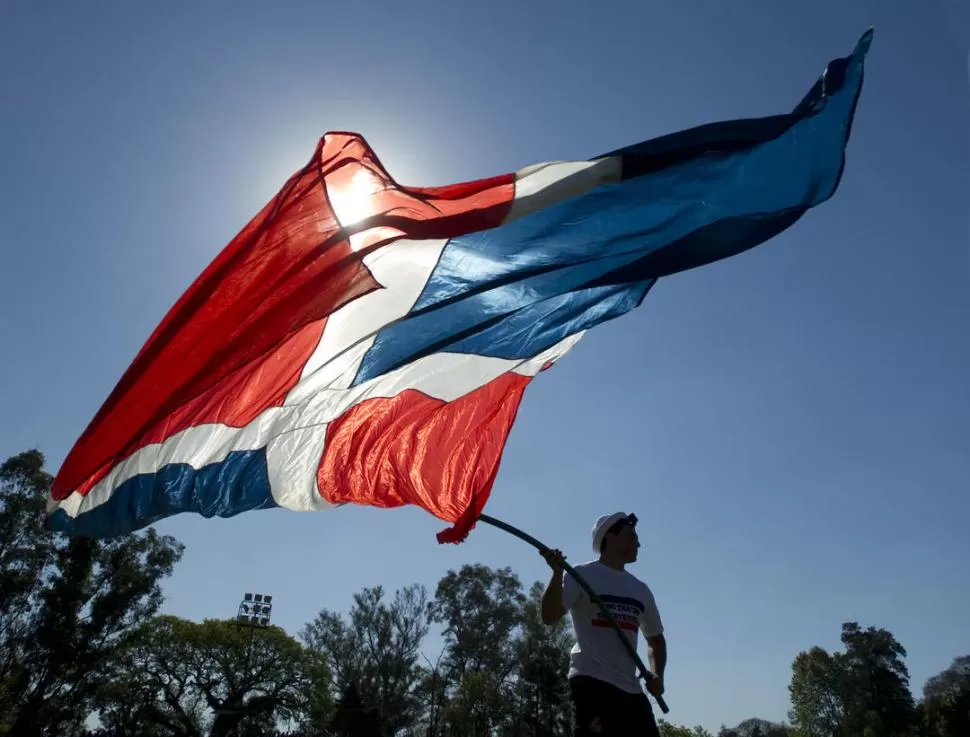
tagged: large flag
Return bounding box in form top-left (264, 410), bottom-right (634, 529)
top-left (48, 31), bottom-right (872, 542)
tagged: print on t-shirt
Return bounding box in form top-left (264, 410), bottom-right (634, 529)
top-left (592, 594), bottom-right (645, 632)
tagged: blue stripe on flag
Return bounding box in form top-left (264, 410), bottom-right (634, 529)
top-left (352, 30), bottom-right (869, 386)
top-left (46, 449), bottom-right (277, 537)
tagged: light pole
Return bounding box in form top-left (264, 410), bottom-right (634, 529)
top-left (212, 593), bottom-right (276, 736)
top-left (235, 593), bottom-right (273, 701)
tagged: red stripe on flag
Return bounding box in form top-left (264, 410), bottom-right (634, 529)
top-left (53, 133), bottom-right (516, 500)
top-left (131, 319), bottom-right (327, 448)
top-left (317, 371), bottom-right (531, 543)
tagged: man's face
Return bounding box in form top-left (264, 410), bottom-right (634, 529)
top-left (607, 522), bottom-right (640, 562)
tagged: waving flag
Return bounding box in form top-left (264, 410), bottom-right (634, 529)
top-left (48, 31), bottom-right (871, 542)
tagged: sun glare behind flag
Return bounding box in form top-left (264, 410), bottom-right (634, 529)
top-left (47, 30), bottom-right (873, 542)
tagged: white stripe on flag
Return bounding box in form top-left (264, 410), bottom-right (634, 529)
top-left (506, 157), bottom-right (622, 224)
top-left (52, 334), bottom-right (582, 520)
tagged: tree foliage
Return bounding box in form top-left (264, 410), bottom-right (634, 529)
top-left (430, 563), bottom-right (526, 682)
top-left (301, 584), bottom-right (428, 737)
top-left (0, 450), bottom-right (184, 737)
top-left (429, 564), bottom-right (530, 736)
top-left (788, 622), bottom-right (916, 737)
top-left (661, 720), bottom-right (714, 737)
top-left (95, 615), bottom-right (329, 737)
top-left (513, 582), bottom-right (574, 737)
top-left (789, 646), bottom-right (845, 737)
top-left (921, 655), bottom-right (970, 737)
top-left (718, 718), bottom-right (793, 737)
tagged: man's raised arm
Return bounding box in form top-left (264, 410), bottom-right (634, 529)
top-left (540, 548), bottom-right (567, 624)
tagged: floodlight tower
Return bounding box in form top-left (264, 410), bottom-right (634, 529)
top-left (236, 592), bottom-right (274, 628)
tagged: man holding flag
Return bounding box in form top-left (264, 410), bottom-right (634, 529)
top-left (542, 513), bottom-right (666, 736)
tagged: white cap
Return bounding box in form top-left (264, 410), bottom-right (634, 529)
top-left (591, 512), bottom-right (632, 553)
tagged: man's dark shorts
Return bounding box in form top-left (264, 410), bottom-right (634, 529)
top-left (569, 675), bottom-right (660, 737)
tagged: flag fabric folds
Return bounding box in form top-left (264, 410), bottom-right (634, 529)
top-left (47, 31), bottom-right (872, 542)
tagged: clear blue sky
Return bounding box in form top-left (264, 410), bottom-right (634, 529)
top-left (1, 0), bottom-right (967, 730)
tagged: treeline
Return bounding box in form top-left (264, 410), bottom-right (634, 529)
top-left (1, 451), bottom-right (967, 737)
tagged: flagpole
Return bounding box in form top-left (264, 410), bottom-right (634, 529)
top-left (477, 513), bottom-right (670, 715)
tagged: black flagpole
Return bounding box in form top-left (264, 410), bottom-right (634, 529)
top-left (477, 513), bottom-right (670, 715)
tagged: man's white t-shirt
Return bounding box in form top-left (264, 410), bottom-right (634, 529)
top-left (561, 560), bottom-right (663, 694)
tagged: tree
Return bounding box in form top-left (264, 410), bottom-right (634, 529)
top-left (0, 450), bottom-right (184, 737)
top-left (96, 615), bottom-right (329, 737)
top-left (0, 450), bottom-right (55, 734)
top-left (440, 668), bottom-right (510, 737)
top-left (302, 583), bottom-right (428, 736)
top-left (789, 647), bottom-right (845, 737)
top-left (839, 622), bottom-right (915, 737)
top-left (718, 719), bottom-right (792, 737)
top-left (511, 582), bottom-right (574, 737)
top-left (921, 655), bottom-right (970, 737)
top-left (430, 564), bottom-right (525, 681)
top-left (409, 651), bottom-right (448, 737)
top-left (788, 622), bottom-right (915, 737)
top-left (428, 564), bottom-right (527, 736)
top-left (662, 720), bottom-right (714, 737)
top-left (93, 615), bottom-right (206, 737)
top-left (328, 682), bottom-right (382, 737)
